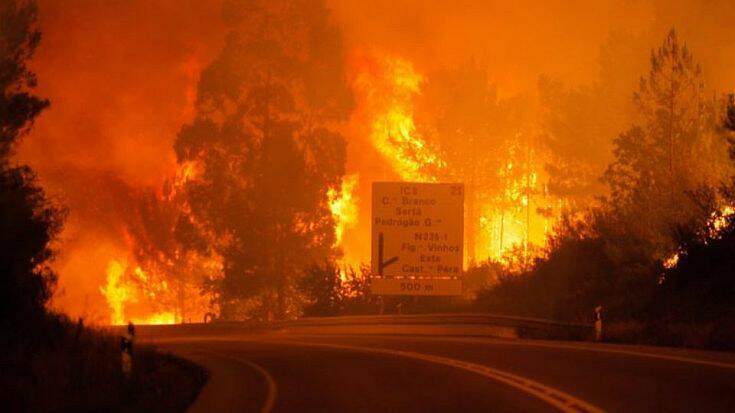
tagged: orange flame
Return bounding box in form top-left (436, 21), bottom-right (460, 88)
top-left (352, 52), bottom-right (442, 182)
top-left (329, 174), bottom-right (359, 247)
top-left (100, 259), bottom-right (178, 325)
top-left (100, 259), bottom-right (131, 325)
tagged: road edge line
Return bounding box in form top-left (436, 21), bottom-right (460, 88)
top-left (389, 336), bottom-right (735, 370)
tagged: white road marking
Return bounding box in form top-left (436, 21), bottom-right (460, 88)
top-left (506, 341), bottom-right (735, 370)
top-left (360, 335), bottom-right (735, 370)
top-left (204, 351), bottom-right (278, 413)
top-left (265, 338), bottom-right (605, 413)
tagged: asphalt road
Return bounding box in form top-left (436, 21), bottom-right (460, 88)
top-left (148, 328), bottom-right (735, 413)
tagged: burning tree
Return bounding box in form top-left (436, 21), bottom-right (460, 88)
top-left (174, 0), bottom-right (352, 320)
top-left (418, 61), bottom-right (506, 264)
top-left (417, 62), bottom-right (546, 265)
top-left (122, 168), bottom-right (219, 324)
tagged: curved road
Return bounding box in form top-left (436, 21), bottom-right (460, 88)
top-left (150, 330), bottom-right (735, 413)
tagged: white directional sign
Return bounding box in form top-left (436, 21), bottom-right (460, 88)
top-left (371, 182), bottom-right (464, 296)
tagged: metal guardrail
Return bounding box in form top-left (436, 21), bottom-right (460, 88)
top-left (131, 313), bottom-right (593, 341)
top-left (288, 313), bottom-right (587, 328)
top-left (281, 313), bottom-right (593, 340)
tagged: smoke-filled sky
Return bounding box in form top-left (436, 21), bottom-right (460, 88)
top-left (331, 0), bottom-right (735, 94)
top-left (16, 0), bottom-right (735, 320)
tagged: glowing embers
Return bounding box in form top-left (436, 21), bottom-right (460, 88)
top-left (662, 204), bottom-right (735, 275)
top-left (710, 205), bottom-right (735, 237)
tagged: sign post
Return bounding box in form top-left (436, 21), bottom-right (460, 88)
top-left (120, 321), bottom-right (135, 378)
top-left (371, 182), bottom-right (464, 296)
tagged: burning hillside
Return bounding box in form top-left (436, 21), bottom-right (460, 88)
top-left (13, 0), bottom-right (735, 324)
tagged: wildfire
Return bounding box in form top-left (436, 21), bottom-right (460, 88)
top-left (329, 174), bottom-right (359, 247)
top-left (99, 259), bottom-right (178, 325)
top-left (352, 52), bottom-right (443, 182)
top-left (663, 253), bottom-right (680, 269)
top-left (164, 160), bottom-right (201, 200)
top-left (349, 52), bottom-right (554, 268)
top-left (100, 260), bottom-right (130, 325)
top-left (477, 147), bottom-right (548, 264)
top-left (710, 205), bottom-right (735, 236)
top-left (662, 204), bottom-right (735, 275)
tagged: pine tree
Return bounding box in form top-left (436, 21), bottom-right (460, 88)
top-left (602, 29), bottom-right (731, 259)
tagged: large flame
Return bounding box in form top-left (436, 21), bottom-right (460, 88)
top-left (100, 260), bottom-right (130, 325)
top-left (350, 51), bottom-right (552, 267)
top-left (96, 160), bottom-right (219, 325)
top-left (100, 259), bottom-right (177, 325)
top-left (352, 52), bottom-right (443, 182)
top-left (480, 157), bottom-right (547, 263)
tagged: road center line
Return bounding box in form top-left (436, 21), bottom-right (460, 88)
top-left (263, 338), bottom-right (605, 413)
top-left (203, 350), bottom-right (278, 413)
top-left (370, 335), bottom-right (735, 370)
top-left (506, 341), bottom-right (735, 370)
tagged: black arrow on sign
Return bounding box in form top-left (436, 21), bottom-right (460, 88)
top-left (378, 232), bottom-right (398, 275)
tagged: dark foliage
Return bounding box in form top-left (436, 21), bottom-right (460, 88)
top-left (0, 0), bottom-right (49, 161)
top-left (475, 220), bottom-right (656, 323)
top-left (0, 314), bottom-right (206, 412)
top-left (655, 215), bottom-right (735, 324)
top-left (175, 0), bottom-right (351, 319)
top-left (0, 0), bottom-right (62, 331)
top-left (300, 263), bottom-right (384, 316)
top-left (0, 166), bottom-right (63, 327)
top-left (300, 262), bottom-right (343, 316)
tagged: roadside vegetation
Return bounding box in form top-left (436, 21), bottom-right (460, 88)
top-left (2, 314), bottom-right (206, 412)
top-left (472, 31), bottom-right (735, 350)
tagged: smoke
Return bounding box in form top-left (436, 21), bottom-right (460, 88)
top-left (14, 0), bottom-right (735, 320)
top-left (329, 0), bottom-right (735, 94)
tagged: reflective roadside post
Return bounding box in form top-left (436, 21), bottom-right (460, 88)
top-left (594, 305), bottom-right (603, 342)
top-left (121, 321), bottom-right (135, 378)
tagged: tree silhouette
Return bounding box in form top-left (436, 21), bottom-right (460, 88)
top-left (174, 0), bottom-right (351, 320)
top-left (0, 0), bottom-right (63, 328)
top-left (602, 29), bottom-right (731, 259)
